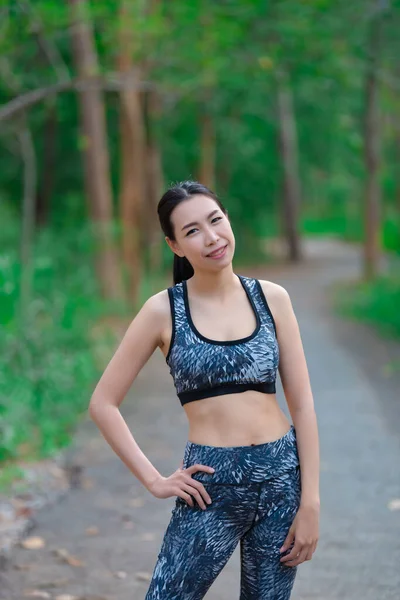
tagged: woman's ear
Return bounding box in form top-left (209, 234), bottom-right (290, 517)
top-left (165, 236), bottom-right (184, 258)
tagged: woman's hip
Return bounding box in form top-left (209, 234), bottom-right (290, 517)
top-left (182, 425), bottom-right (300, 485)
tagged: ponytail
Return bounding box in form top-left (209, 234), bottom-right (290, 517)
top-left (173, 255), bottom-right (194, 285)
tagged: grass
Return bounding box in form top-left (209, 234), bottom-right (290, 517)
top-left (0, 218), bottom-right (133, 471)
top-left (333, 274), bottom-right (400, 340)
top-left (302, 212), bottom-right (400, 254)
top-left (0, 465), bottom-right (26, 494)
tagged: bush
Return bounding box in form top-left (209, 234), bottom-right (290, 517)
top-left (0, 217), bottom-right (127, 462)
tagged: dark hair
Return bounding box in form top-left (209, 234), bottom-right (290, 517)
top-left (157, 180), bottom-right (228, 285)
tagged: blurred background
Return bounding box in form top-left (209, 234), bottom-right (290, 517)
top-left (0, 1), bottom-right (399, 588)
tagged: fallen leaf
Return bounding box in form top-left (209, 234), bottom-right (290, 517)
top-left (130, 497), bottom-right (145, 508)
top-left (65, 555), bottom-right (85, 568)
top-left (82, 477), bottom-right (95, 490)
top-left (21, 537), bottom-right (46, 550)
top-left (135, 571), bottom-right (151, 582)
top-left (49, 464), bottom-right (64, 478)
top-left (123, 521), bottom-right (134, 530)
top-left (388, 498), bottom-right (400, 511)
top-left (85, 526), bottom-right (99, 536)
top-left (114, 571), bottom-right (127, 579)
top-left (53, 548), bottom-right (70, 559)
top-left (15, 506), bottom-right (34, 519)
top-left (23, 590), bottom-right (51, 599)
top-left (139, 532), bottom-right (155, 542)
top-left (53, 548), bottom-right (85, 567)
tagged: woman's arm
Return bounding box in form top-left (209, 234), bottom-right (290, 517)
top-left (260, 280), bottom-right (320, 508)
top-left (88, 292), bottom-right (168, 492)
top-left (89, 290), bottom-right (216, 509)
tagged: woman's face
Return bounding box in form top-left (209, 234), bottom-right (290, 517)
top-left (167, 195), bottom-right (235, 272)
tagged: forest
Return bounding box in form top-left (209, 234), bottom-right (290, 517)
top-left (1, 0), bottom-right (399, 477)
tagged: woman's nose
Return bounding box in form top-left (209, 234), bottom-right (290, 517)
top-left (204, 227), bottom-right (219, 244)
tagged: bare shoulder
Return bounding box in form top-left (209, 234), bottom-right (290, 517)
top-left (258, 279), bottom-right (291, 305)
top-left (143, 288), bottom-right (171, 319)
top-left (141, 288), bottom-right (173, 348)
top-left (257, 279), bottom-right (294, 327)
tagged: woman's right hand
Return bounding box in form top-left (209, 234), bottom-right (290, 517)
top-left (148, 463), bottom-right (215, 510)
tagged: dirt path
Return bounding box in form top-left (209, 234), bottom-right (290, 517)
top-left (1, 239), bottom-right (400, 600)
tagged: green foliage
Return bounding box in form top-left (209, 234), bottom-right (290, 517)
top-left (1, 0), bottom-right (399, 247)
top-left (0, 465), bottom-right (26, 494)
top-left (302, 209), bottom-right (400, 254)
top-left (0, 209), bottom-right (128, 462)
top-left (334, 273), bottom-right (400, 339)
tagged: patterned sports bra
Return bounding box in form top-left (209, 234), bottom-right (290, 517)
top-left (165, 274), bottom-right (279, 406)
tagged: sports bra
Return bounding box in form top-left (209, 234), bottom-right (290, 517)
top-left (165, 274), bottom-right (279, 406)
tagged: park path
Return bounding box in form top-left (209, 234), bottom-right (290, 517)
top-left (1, 239), bottom-right (400, 600)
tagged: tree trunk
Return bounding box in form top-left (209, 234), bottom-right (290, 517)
top-left (18, 124), bottom-right (37, 328)
top-left (198, 91), bottom-right (216, 191)
top-left (218, 105), bottom-right (240, 197)
top-left (145, 89), bottom-right (164, 272)
top-left (68, 0), bottom-right (123, 300)
top-left (363, 6), bottom-right (384, 280)
top-left (36, 101), bottom-right (57, 226)
top-left (276, 68), bottom-right (302, 262)
top-left (117, 0), bottom-right (148, 303)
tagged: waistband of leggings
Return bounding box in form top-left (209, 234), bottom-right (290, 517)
top-left (182, 425), bottom-right (299, 484)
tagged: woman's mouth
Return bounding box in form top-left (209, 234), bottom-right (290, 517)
top-left (206, 245), bottom-right (228, 259)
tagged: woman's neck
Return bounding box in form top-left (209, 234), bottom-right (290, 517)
top-left (187, 266), bottom-right (238, 298)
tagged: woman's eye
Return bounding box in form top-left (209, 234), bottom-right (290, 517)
top-left (186, 217), bottom-right (221, 236)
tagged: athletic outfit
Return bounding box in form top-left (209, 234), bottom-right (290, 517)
top-left (145, 275), bottom-right (301, 600)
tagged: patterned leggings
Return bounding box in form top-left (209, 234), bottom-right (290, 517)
top-left (145, 425), bottom-right (301, 600)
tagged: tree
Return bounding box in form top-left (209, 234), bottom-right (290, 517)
top-left (68, 0), bottom-right (124, 300)
top-left (363, 1), bottom-right (387, 279)
top-left (276, 67), bottom-right (302, 262)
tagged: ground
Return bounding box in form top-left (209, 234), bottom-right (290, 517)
top-left (1, 239), bottom-right (400, 600)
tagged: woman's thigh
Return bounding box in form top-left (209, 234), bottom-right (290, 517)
top-left (145, 483), bottom-right (257, 600)
top-left (240, 466), bottom-right (302, 600)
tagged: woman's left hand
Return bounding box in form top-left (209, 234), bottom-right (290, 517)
top-left (279, 502), bottom-right (320, 567)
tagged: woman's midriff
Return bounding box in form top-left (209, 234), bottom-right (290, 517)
top-left (184, 390), bottom-right (291, 447)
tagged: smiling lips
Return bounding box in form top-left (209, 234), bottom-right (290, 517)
top-left (207, 245), bottom-right (227, 258)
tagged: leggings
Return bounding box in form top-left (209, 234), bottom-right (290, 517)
top-left (145, 425), bottom-right (301, 600)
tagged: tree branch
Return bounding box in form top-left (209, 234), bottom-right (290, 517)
top-left (0, 74), bottom-right (156, 121)
top-left (18, 0), bottom-right (71, 82)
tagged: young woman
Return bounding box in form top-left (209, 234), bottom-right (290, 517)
top-left (89, 181), bottom-right (320, 599)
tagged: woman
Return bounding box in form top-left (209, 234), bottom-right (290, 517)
top-left (89, 181), bottom-right (320, 599)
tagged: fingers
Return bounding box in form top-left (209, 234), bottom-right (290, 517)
top-left (279, 528), bottom-right (295, 555)
top-left (186, 478), bottom-right (212, 506)
top-left (181, 483), bottom-right (211, 510)
top-left (179, 464), bottom-right (214, 510)
top-left (280, 542), bottom-right (315, 567)
top-left (177, 482), bottom-right (211, 510)
top-left (178, 490), bottom-right (194, 507)
top-left (283, 547), bottom-right (309, 567)
top-left (280, 541), bottom-right (301, 564)
top-left (186, 463), bottom-right (215, 476)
